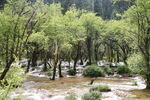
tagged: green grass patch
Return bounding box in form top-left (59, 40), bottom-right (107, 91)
top-left (90, 85), bottom-right (111, 92)
top-left (65, 94), bottom-right (77, 100)
top-left (82, 91), bottom-right (101, 100)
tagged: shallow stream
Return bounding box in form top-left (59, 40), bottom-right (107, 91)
top-left (10, 73), bottom-right (150, 100)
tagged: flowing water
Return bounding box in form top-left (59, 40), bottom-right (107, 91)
top-left (10, 74), bottom-right (149, 100)
top-left (10, 62), bottom-right (150, 100)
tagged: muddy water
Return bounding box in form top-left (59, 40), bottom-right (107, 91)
top-left (130, 89), bottom-right (150, 100)
top-left (10, 74), bottom-right (149, 100)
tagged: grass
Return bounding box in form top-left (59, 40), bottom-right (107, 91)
top-left (65, 94), bottom-right (77, 100)
top-left (82, 91), bottom-right (101, 100)
top-left (90, 85), bottom-right (111, 92)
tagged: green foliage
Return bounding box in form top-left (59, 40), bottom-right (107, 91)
top-left (90, 85), bottom-right (111, 92)
top-left (83, 64), bottom-right (105, 77)
top-left (0, 64), bottom-right (25, 99)
top-left (80, 12), bottom-right (104, 37)
top-left (103, 66), bottom-right (113, 75)
top-left (68, 69), bottom-right (76, 76)
top-left (124, 0), bottom-right (150, 88)
top-left (82, 91), bottom-right (101, 100)
top-left (47, 69), bottom-right (52, 76)
top-left (117, 65), bottom-right (131, 74)
top-left (127, 53), bottom-right (147, 75)
top-left (64, 7), bottom-right (86, 44)
top-left (65, 94), bottom-right (77, 100)
top-left (29, 32), bottom-right (48, 50)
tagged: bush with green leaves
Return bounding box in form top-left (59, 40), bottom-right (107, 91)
top-left (47, 69), bottom-right (52, 76)
top-left (90, 85), bottom-right (111, 92)
top-left (65, 94), bottom-right (77, 100)
top-left (68, 69), bottom-right (76, 76)
top-left (0, 64), bottom-right (25, 99)
top-left (117, 65), bottom-right (130, 74)
top-left (83, 64), bottom-right (105, 77)
top-left (82, 91), bottom-right (101, 100)
top-left (103, 66), bottom-right (113, 75)
top-left (127, 53), bottom-right (147, 75)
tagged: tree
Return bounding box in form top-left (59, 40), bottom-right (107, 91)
top-left (28, 31), bottom-right (48, 71)
top-left (0, 0), bottom-right (46, 80)
top-left (125, 0), bottom-right (150, 89)
top-left (0, 0), bottom-right (32, 80)
top-left (42, 3), bottom-right (73, 80)
top-left (104, 20), bottom-right (132, 64)
top-left (80, 12), bottom-right (104, 65)
top-left (63, 6), bottom-right (86, 72)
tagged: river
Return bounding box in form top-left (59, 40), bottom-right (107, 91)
top-left (10, 74), bottom-right (150, 100)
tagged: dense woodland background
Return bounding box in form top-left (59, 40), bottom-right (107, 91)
top-left (0, 0), bottom-right (150, 99)
top-left (0, 0), bottom-right (133, 19)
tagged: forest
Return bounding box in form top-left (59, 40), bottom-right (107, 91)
top-left (0, 0), bottom-right (150, 100)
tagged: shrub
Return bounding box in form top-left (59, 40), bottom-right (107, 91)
top-left (90, 85), bottom-right (111, 92)
top-left (103, 66), bottom-right (113, 75)
top-left (82, 91), bottom-right (101, 100)
top-left (117, 65), bottom-right (130, 74)
top-left (0, 64), bottom-right (25, 99)
top-left (127, 53), bottom-right (147, 75)
top-left (83, 64), bottom-right (104, 77)
top-left (47, 69), bottom-right (52, 76)
top-left (68, 69), bottom-right (76, 76)
top-left (65, 94), bottom-right (77, 100)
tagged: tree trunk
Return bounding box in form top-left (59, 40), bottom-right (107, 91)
top-left (145, 55), bottom-right (150, 89)
top-left (94, 44), bottom-right (98, 62)
top-left (0, 31), bottom-right (15, 80)
top-left (86, 37), bottom-right (92, 65)
top-left (0, 58), bottom-right (14, 80)
top-left (146, 73), bottom-right (150, 89)
top-left (26, 58), bottom-right (31, 73)
top-left (43, 52), bottom-right (48, 72)
top-left (123, 56), bottom-right (127, 65)
top-left (52, 40), bottom-right (59, 80)
top-left (79, 46), bottom-right (83, 65)
top-left (80, 57), bottom-right (83, 65)
top-left (73, 42), bottom-right (80, 72)
top-left (31, 49), bottom-right (38, 67)
top-left (117, 50), bottom-right (120, 63)
top-left (52, 61), bottom-right (57, 80)
top-left (68, 58), bottom-right (71, 69)
top-left (58, 60), bottom-right (63, 78)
